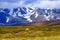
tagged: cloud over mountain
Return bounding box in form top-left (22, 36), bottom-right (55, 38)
top-left (0, 0), bottom-right (60, 9)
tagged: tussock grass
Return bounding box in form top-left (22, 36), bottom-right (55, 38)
top-left (0, 25), bottom-right (60, 40)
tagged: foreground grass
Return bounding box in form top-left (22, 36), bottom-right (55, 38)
top-left (1, 36), bottom-right (60, 40)
top-left (0, 25), bottom-right (60, 40)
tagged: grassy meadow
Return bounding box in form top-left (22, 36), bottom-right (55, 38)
top-left (0, 25), bottom-right (60, 40)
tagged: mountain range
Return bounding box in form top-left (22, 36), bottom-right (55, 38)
top-left (0, 7), bottom-right (60, 25)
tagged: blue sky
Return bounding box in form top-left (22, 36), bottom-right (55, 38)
top-left (0, 0), bottom-right (36, 2)
top-left (0, 0), bottom-right (20, 2)
top-left (0, 0), bottom-right (60, 8)
top-left (0, 0), bottom-right (60, 2)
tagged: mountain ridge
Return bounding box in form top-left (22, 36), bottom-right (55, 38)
top-left (0, 7), bottom-right (60, 25)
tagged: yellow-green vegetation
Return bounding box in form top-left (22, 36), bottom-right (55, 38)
top-left (1, 37), bottom-right (60, 40)
top-left (0, 25), bottom-right (60, 40)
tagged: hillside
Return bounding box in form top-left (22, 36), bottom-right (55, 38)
top-left (24, 20), bottom-right (60, 26)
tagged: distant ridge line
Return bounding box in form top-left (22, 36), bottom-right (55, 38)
top-left (22, 20), bottom-right (60, 26)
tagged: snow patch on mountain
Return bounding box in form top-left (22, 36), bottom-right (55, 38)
top-left (0, 7), bottom-right (60, 25)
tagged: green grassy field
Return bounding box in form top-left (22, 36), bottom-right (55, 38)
top-left (0, 25), bottom-right (60, 40)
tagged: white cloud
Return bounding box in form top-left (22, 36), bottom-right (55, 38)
top-left (25, 1), bottom-right (60, 9)
top-left (0, 0), bottom-right (60, 9)
top-left (0, 0), bottom-right (25, 8)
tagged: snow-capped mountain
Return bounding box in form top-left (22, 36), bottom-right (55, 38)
top-left (0, 7), bottom-right (60, 25)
